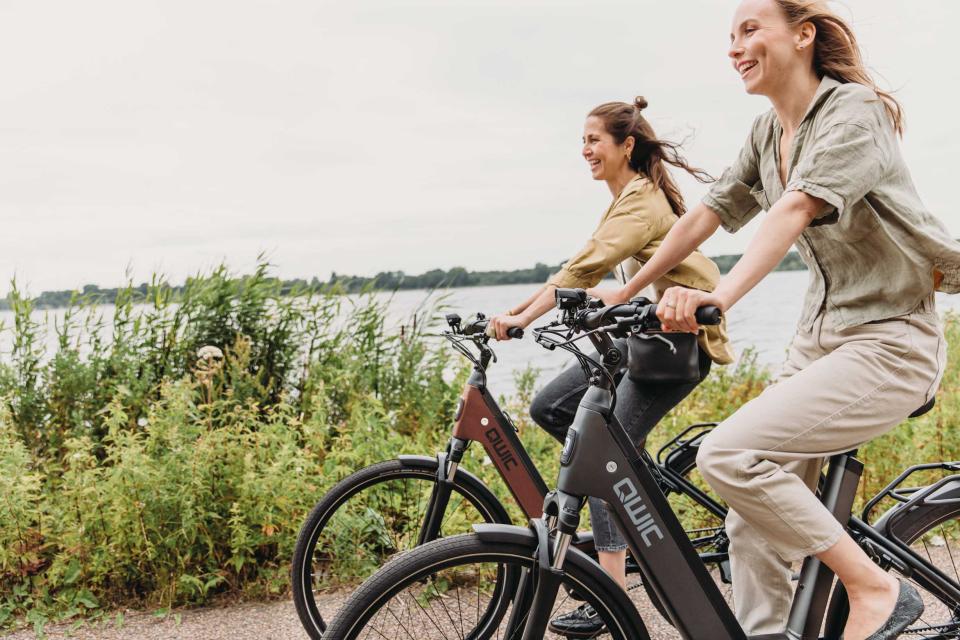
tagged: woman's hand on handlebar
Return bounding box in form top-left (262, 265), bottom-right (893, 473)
top-left (488, 312), bottom-right (526, 341)
top-left (657, 286), bottom-right (725, 333)
top-left (585, 286), bottom-right (628, 306)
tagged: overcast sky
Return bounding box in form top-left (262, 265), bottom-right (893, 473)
top-left (2, 0), bottom-right (959, 294)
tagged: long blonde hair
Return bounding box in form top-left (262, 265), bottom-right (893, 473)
top-left (775, 0), bottom-right (904, 136)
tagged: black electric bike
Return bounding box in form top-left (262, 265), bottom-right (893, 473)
top-left (321, 290), bottom-right (960, 640)
top-left (292, 312), bottom-right (729, 638)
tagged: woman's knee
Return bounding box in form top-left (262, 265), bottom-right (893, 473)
top-left (695, 426), bottom-right (743, 493)
top-left (528, 391), bottom-right (556, 427)
top-left (528, 393), bottom-right (568, 442)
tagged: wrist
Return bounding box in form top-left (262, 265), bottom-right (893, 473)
top-left (712, 287), bottom-right (735, 312)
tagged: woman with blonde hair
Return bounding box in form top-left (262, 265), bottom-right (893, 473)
top-left (590, 1), bottom-right (960, 638)
top-left (489, 96), bottom-right (734, 637)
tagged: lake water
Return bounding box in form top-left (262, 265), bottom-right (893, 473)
top-left (376, 271), bottom-right (960, 392)
top-left (4, 270), bottom-right (960, 395)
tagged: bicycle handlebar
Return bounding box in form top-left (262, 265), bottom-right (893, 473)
top-left (553, 288), bottom-right (721, 333)
top-left (457, 314), bottom-right (523, 340)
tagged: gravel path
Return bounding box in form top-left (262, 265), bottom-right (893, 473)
top-left (0, 582), bottom-right (683, 640)
top-left (4, 545), bottom-right (955, 640)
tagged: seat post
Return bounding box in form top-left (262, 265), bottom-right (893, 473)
top-left (784, 451), bottom-right (864, 640)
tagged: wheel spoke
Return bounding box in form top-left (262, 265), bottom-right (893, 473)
top-left (295, 467), bottom-right (494, 637)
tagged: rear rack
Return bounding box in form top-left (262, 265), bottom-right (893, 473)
top-left (656, 422), bottom-right (717, 471)
top-left (862, 461), bottom-right (960, 525)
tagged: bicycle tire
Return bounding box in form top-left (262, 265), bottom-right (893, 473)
top-left (828, 498), bottom-right (960, 638)
top-left (322, 532), bottom-right (650, 640)
top-left (292, 458), bottom-right (510, 638)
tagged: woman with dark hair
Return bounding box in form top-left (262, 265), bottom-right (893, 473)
top-left (590, 1), bottom-right (960, 638)
top-left (488, 96), bottom-right (734, 637)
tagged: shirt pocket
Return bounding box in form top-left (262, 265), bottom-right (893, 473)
top-left (750, 183), bottom-right (772, 211)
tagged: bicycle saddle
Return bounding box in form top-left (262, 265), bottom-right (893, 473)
top-left (908, 396), bottom-right (935, 418)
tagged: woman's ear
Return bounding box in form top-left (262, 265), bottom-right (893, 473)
top-left (624, 135), bottom-right (636, 161)
top-left (797, 21), bottom-right (816, 50)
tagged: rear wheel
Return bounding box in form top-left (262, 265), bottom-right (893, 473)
top-left (830, 499), bottom-right (960, 638)
top-left (291, 459), bottom-right (509, 638)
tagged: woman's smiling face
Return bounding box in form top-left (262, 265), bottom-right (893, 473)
top-left (582, 116), bottom-right (631, 181)
top-left (729, 0), bottom-right (803, 96)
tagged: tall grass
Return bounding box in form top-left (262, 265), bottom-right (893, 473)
top-left (2, 260), bottom-right (960, 632)
top-left (0, 262), bottom-right (462, 629)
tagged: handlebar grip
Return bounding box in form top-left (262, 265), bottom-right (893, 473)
top-left (694, 306), bottom-right (722, 325)
top-left (649, 304), bottom-right (722, 326)
top-left (480, 323), bottom-right (524, 339)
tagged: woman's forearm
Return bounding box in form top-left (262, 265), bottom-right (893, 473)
top-left (621, 203), bottom-right (722, 299)
top-left (713, 191), bottom-right (822, 309)
top-left (509, 284), bottom-right (548, 316)
top-left (518, 285), bottom-right (558, 326)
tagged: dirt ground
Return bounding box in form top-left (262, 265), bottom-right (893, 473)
top-left (0, 583), bottom-right (683, 640)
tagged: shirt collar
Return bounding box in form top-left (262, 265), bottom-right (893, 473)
top-left (799, 75), bottom-right (843, 124)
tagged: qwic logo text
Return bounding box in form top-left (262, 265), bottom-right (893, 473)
top-left (613, 478), bottom-right (664, 547)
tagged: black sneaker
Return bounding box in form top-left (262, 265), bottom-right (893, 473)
top-left (548, 602), bottom-right (607, 638)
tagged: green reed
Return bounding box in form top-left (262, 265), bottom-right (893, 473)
top-left (1, 259), bottom-right (959, 632)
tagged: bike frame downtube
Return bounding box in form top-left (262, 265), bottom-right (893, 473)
top-left (555, 383), bottom-right (746, 640)
top-left (451, 369), bottom-right (550, 518)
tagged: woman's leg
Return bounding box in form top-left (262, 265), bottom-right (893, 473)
top-left (697, 310), bottom-right (945, 637)
top-left (528, 341), bottom-right (628, 443)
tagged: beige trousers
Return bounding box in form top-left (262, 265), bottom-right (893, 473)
top-left (697, 300), bottom-right (946, 635)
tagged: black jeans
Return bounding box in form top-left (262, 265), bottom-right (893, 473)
top-left (529, 338), bottom-right (712, 551)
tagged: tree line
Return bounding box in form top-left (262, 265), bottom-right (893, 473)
top-left (0, 253), bottom-right (806, 310)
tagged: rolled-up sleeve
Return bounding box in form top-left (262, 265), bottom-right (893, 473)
top-left (702, 124), bottom-right (763, 233)
top-left (548, 191), bottom-right (658, 289)
top-left (785, 121), bottom-right (886, 223)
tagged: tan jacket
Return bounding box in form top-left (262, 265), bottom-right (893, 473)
top-left (548, 175), bottom-right (735, 364)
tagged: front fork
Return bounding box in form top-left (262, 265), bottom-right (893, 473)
top-left (505, 489), bottom-right (584, 639)
top-left (417, 437), bottom-right (469, 546)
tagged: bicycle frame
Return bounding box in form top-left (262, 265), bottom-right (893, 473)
top-left (449, 367), bottom-right (550, 519)
top-left (426, 321), bottom-right (728, 554)
top-left (516, 327), bottom-right (960, 640)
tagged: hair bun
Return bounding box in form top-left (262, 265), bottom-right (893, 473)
top-left (634, 96), bottom-right (648, 112)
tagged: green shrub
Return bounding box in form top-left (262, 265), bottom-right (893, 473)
top-left (2, 259), bottom-right (960, 631)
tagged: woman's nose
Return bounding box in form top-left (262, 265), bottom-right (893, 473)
top-left (728, 41), bottom-right (743, 59)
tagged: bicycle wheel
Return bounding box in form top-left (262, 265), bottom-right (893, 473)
top-left (292, 458), bottom-right (511, 638)
top-left (322, 532), bottom-right (650, 640)
top-left (829, 498), bottom-right (960, 638)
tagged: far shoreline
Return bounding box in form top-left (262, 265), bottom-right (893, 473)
top-left (0, 252), bottom-right (807, 312)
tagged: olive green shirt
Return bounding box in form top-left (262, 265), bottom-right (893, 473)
top-left (704, 76), bottom-right (960, 331)
top-left (548, 175), bottom-right (735, 364)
